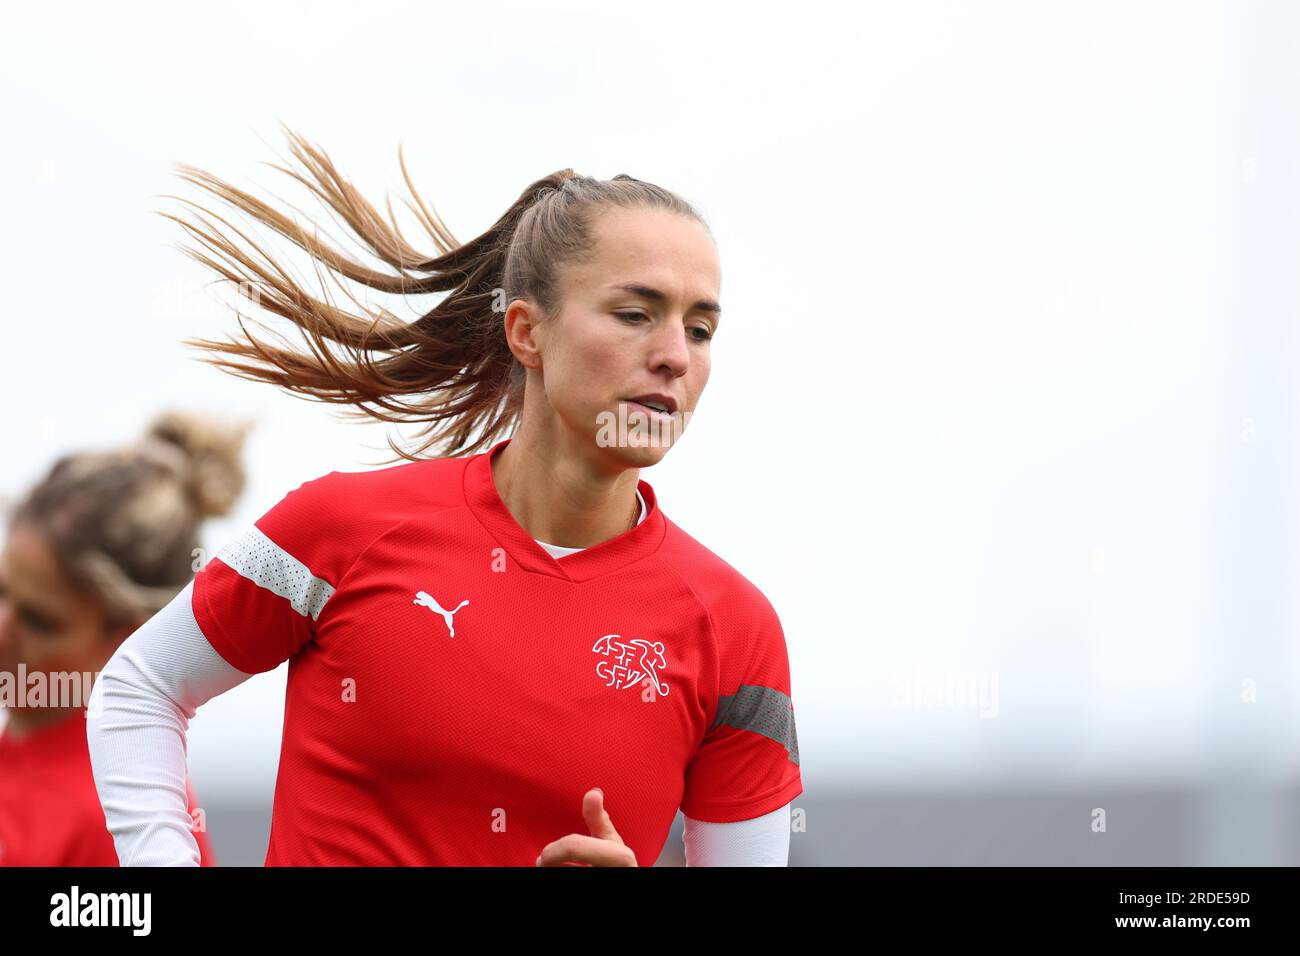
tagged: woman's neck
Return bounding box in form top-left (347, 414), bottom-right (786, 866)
top-left (491, 432), bottom-right (642, 550)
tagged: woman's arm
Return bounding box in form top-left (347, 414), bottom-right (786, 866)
top-left (86, 580), bottom-right (254, 866)
top-left (682, 802), bottom-right (792, 866)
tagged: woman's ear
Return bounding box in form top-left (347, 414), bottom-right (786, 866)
top-left (503, 298), bottom-right (546, 371)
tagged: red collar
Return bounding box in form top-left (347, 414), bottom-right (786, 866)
top-left (462, 438), bottom-right (666, 583)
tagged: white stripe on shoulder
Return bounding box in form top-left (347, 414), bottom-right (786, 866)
top-left (214, 525), bottom-right (335, 620)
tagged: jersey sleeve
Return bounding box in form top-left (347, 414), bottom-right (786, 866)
top-left (680, 584), bottom-right (803, 823)
top-left (191, 470), bottom-right (356, 675)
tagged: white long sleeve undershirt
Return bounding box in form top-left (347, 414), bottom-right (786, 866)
top-left (87, 566), bottom-right (791, 866)
top-left (85, 582), bottom-right (252, 866)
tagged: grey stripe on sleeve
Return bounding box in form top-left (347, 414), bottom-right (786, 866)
top-left (709, 684), bottom-right (800, 766)
top-left (214, 526), bottom-right (335, 620)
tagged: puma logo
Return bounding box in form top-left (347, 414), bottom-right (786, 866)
top-left (413, 591), bottom-right (470, 638)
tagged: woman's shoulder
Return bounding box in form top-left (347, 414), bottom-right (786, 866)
top-left (274, 455), bottom-right (467, 523)
top-left (235, 456), bottom-right (469, 572)
top-left (297, 454), bottom-right (465, 498)
top-left (655, 517), bottom-right (780, 624)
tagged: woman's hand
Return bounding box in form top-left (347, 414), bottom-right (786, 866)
top-left (535, 788), bottom-right (638, 866)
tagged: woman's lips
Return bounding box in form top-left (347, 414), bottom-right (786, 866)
top-left (621, 399), bottom-right (674, 421)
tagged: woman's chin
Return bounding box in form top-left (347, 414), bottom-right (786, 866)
top-left (601, 435), bottom-right (674, 467)
top-left (594, 406), bottom-right (688, 462)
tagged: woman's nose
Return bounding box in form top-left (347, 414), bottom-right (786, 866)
top-left (651, 323), bottom-right (691, 375)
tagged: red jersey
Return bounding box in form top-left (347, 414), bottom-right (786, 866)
top-left (192, 436), bottom-right (801, 866)
top-left (0, 709), bottom-right (216, 866)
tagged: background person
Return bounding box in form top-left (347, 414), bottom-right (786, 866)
top-left (0, 410), bottom-right (248, 866)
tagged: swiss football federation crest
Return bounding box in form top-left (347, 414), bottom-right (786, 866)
top-left (592, 633), bottom-right (669, 697)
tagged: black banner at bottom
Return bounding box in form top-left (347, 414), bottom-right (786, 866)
top-left (0, 866), bottom-right (1284, 941)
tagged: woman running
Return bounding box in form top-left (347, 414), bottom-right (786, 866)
top-left (0, 411), bottom-right (245, 866)
top-left (87, 130), bottom-right (802, 866)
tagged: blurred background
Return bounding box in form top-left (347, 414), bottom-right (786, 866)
top-left (2, 0), bottom-right (1297, 865)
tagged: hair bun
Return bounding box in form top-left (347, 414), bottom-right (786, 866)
top-left (144, 410), bottom-right (252, 519)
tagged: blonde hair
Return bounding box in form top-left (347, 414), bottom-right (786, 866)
top-left (10, 411), bottom-right (250, 627)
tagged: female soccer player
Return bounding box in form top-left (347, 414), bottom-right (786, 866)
top-left (87, 130), bottom-right (802, 866)
top-left (0, 411), bottom-right (245, 866)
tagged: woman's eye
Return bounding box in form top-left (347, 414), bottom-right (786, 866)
top-left (19, 608), bottom-right (57, 636)
top-left (617, 312), bottom-right (712, 341)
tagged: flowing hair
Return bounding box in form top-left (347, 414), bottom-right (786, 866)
top-left (163, 125), bottom-right (708, 463)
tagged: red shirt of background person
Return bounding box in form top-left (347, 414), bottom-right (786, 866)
top-left (0, 707), bottom-right (216, 866)
top-left (0, 411), bottom-right (248, 866)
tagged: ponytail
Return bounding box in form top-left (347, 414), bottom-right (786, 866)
top-left (166, 126), bottom-right (708, 461)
